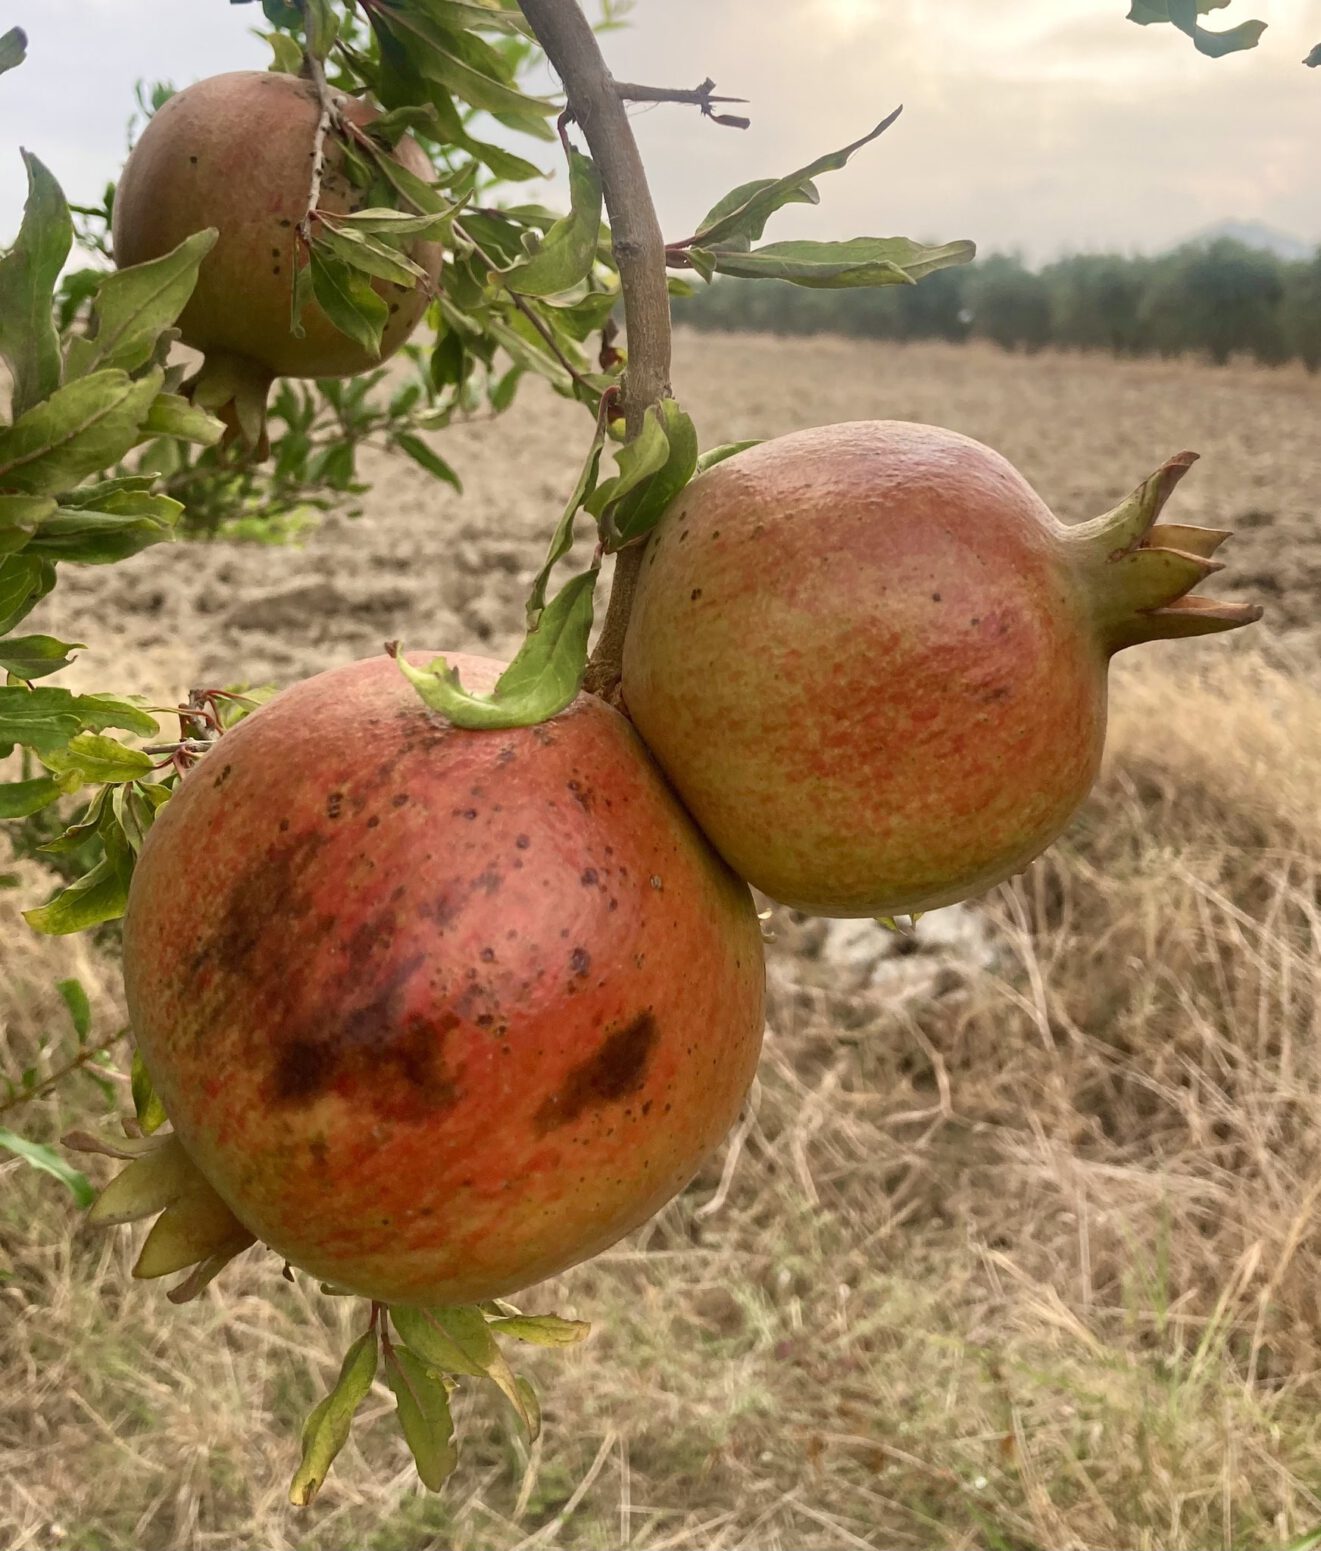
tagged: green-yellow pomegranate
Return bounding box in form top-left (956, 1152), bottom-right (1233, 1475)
top-left (112, 70), bottom-right (443, 447)
top-left (121, 653), bottom-right (765, 1305)
top-left (621, 421), bottom-right (1261, 918)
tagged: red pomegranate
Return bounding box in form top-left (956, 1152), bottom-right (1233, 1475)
top-left (621, 421), bottom-right (1261, 917)
top-left (121, 654), bottom-right (764, 1306)
top-left (112, 71), bottom-right (443, 445)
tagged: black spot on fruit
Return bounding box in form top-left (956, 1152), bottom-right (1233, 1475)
top-left (327, 791), bottom-right (344, 819)
top-left (570, 946), bottom-right (591, 977)
top-left (580, 868), bottom-right (598, 887)
top-left (534, 1012), bottom-right (658, 1133)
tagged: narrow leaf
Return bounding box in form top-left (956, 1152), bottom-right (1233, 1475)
top-left (309, 251), bottom-right (388, 358)
top-left (0, 151), bottom-right (72, 417)
top-left (289, 1329), bottom-right (380, 1508)
top-left (0, 1128), bottom-right (93, 1207)
top-left (694, 110), bottom-right (903, 248)
top-left (500, 149), bottom-right (603, 297)
top-left (396, 569), bottom-right (597, 730)
top-left (607, 399), bottom-right (699, 549)
top-left (384, 1345), bottom-right (459, 1491)
top-left (0, 776), bottom-right (64, 818)
top-left (312, 225), bottom-right (431, 289)
top-left (0, 26), bottom-right (27, 75)
top-left (65, 230), bottom-right (217, 379)
top-left (394, 432), bottom-right (463, 491)
top-left (486, 1313), bottom-right (591, 1347)
top-left (131, 1050), bottom-right (170, 1135)
top-left (0, 554), bottom-right (56, 636)
top-left (0, 634), bottom-right (83, 681)
top-left (140, 393), bottom-right (226, 446)
top-left (56, 978), bottom-right (92, 1040)
top-left (696, 440), bottom-right (760, 474)
top-left (525, 408), bottom-right (610, 624)
top-left (0, 368), bottom-right (164, 496)
top-left (43, 732), bottom-right (154, 784)
top-left (24, 850), bottom-right (132, 935)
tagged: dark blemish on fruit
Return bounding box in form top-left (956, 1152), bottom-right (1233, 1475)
top-left (581, 868), bottom-right (598, 887)
top-left (712, 529), bottom-right (721, 539)
top-left (650, 875), bottom-right (663, 890)
top-left (347, 910), bottom-right (397, 962)
top-left (420, 888), bottom-right (463, 929)
top-left (679, 530), bottom-right (689, 542)
top-left (567, 780), bottom-right (593, 812)
top-left (971, 616), bottom-right (981, 627)
top-left (690, 588), bottom-right (703, 601)
top-left (194, 828), bottom-right (328, 982)
top-left (533, 1011), bottom-right (658, 1133)
top-left (473, 868), bottom-right (502, 894)
top-left (279, 818), bottom-right (290, 833)
top-left (931, 592), bottom-right (942, 603)
top-left (570, 946), bottom-right (591, 977)
top-left (327, 791), bottom-right (344, 820)
top-left (367, 815), bottom-right (381, 829)
top-left (455, 808), bottom-right (478, 820)
top-left (516, 834), bottom-right (531, 850)
top-left (279, 217), bottom-right (292, 227)
top-left (271, 246), bottom-right (280, 259)
top-left (212, 763), bottom-right (232, 790)
top-left (498, 746), bottom-right (517, 765)
top-left (980, 685), bottom-right (1011, 702)
top-left (480, 947), bottom-right (496, 963)
top-left (392, 793), bottom-right (410, 807)
top-left (608, 898), bottom-right (618, 912)
top-left (189, 154), bottom-right (198, 165)
top-left (560, 928), bottom-right (570, 939)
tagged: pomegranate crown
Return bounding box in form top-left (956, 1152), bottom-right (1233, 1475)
top-left (1072, 452), bottom-right (1264, 652)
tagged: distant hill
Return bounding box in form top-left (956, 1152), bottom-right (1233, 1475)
top-left (1178, 220), bottom-right (1316, 261)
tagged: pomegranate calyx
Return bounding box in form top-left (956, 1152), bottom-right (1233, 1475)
top-left (1072, 450), bottom-right (1263, 651)
top-left (188, 349), bottom-right (276, 458)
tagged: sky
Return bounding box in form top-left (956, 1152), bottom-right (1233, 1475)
top-left (3, 0), bottom-right (1320, 263)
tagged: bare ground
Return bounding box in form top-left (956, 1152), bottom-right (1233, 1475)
top-left (1, 334), bottom-right (1318, 1550)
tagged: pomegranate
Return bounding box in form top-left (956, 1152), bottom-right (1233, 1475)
top-left (112, 71), bottom-right (443, 444)
top-left (122, 653), bottom-right (764, 1306)
top-left (621, 421), bottom-right (1261, 917)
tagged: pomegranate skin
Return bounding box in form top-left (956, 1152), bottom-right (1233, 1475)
top-left (122, 654), bottom-right (765, 1306)
top-left (621, 422), bottom-right (1111, 917)
top-left (112, 71), bottom-right (442, 379)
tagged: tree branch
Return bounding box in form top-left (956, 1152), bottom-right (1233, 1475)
top-left (0, 1029), bottom-right (129, 1116)
top-left (517, 0), bottom-right (673, 702)
top-left (615, 77), bottom-right (750, 129)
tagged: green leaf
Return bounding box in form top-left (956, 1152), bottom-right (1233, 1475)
top-left (486, 1313), bottom-right (591, 1347)
top-left (65, 230), bottom-right (217, 379)
top-left (1126, 0), bottom-right (1266, 53)
top-left (0, 687), bottom-right (157, 758)
top-left (585, 402), bottom-right (674, 533)
top-left (131, 1050), bottom-right (169, 1135)
top-left (696, 440), bottom-right (760, 474)
top-left (312, 226), bottom-right (431, 290)
top-left (0, 776), bottom-right (64, 818)
top-left (393, 432), bottom-right (463, 491)
top-left (309, 251), bottom-right (388, 358)
top-left (322, 206), bottom-right (453, 240)
top-left (500, 150), bottom-right (603, 298)
top-left (397, 568), bottom-right (597, 731)
top-left (693, 110), bottom-right (903, 248)
top-left (0, 1129), bottom-right (94, 1207)
top-left (525, 412), bottom-right (610, 625)
top-left (0, 634), bottom-right (84, 681)
top-left (29, 492), bottom-right (182, 565)
top-left (0, 25), bottom-right (27, 76)
top-left (389, 1305), bottom-right (492, 1378)
top-left (39, 787), bottom-right (111, 856)
top-left (263, 30), bottom-right (304, 73)
top-left (606, 400), bottom-right (699, 549)
top-left (56, 978), bottom-right (92, 1041)
top-left (112, 779), bottom-right (170, 857)
top-left (140, 393), bottom-right (226, 446)
top-left (411, 0), bottom-right (532, 35)
top-left (0, 554), bottom-right (56, 636)
top-left (58, 476), bottom-right (157, 509)
top-left (397, 1305), bottom-right (534, 1435)
top-left (698, 236), bottom-right (976, 289)
top-left (43, 732), bottom-right (154, 785)
top-left (0, 494), bottom-right (54, 556)
top-left (1305, 43), bottom-right (1321, 66)
top-left (0, 368), bottom-right (163, 496)
top-left (464, 137), bottom-right (545, 183)
top-left (384, 1344), bottom-right (459, 1491)
top-left (288, 1327), bottom-right (379, 1508)
top-left (378, 8), bottom-right (557, 131)
top-left (302, 0), bottom-right (339, 59)
top-left (24, 844), bottom-right (132, 935)
top-left (0, 152), bottom-right (72, 417)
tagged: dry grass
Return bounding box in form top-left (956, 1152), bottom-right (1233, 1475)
top-left (2, 336), bottom-right (1319, 1548)
top-left (3, 653), bottom-right (1317, 1549)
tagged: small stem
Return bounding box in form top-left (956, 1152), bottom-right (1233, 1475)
top-left (615, 77), bottom-right (750, 128)
top-left (453, 218), bottom-right (599, 398)
top-left (518, 0), bottom-right (674, 702)
top-left (0, 1029), bottom-right (130, 1116)
top-left (299, 50), bottom-right (342, 244)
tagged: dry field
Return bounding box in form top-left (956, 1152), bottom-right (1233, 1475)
top-left (2, 333), bottom-right (1319, 1550)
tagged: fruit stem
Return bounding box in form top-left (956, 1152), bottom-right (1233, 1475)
top-left (518, 0), bottom-right (673, 704)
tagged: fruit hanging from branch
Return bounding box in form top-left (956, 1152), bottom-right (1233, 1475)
top-left (119, 651), bottom-right (766, 1305)
top-left (112, 69), bottom-right (445, 451)
top-left (620, 422), bottom-right (1263, 918)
